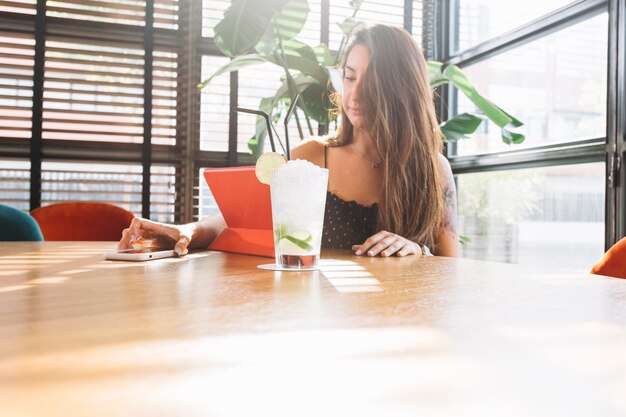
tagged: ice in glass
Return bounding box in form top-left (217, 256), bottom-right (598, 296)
top-left (269, 159), bottom-right (329, 269)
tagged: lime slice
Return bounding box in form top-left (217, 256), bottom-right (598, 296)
top-left (289, 230), bottom-right (312, 243)
top-left (255, 152), bottom-right (285, 185)
top-left (284, 235), bottom-right (314, 252)
top-left (278, 236), bottom-right (313, 255)
top-left (274, 224), bottom-right (288, 240)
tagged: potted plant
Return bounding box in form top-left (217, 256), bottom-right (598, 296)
top-left (198, 0), bottom-right (525, 158)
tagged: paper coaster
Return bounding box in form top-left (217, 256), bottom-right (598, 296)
top-left (257, 263), bottom-right (319, 271)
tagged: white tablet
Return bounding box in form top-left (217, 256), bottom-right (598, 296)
top-left (103, 247), bottom-right (176, 262)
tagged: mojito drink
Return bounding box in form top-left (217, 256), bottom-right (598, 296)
top-left (269, 159), bottom-right (329, 269)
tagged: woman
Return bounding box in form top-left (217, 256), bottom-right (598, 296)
top-left (118, 24), bottom-right (458, 257)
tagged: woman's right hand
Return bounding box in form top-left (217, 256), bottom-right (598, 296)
top-left (118, 217), bottom-right (196, 256)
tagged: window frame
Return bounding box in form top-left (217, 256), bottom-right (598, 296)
top-left (437, 0), bottom-right (625, 250)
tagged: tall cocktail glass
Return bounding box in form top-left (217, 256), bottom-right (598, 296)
top-left (269, 160), bottom-right (329, 269)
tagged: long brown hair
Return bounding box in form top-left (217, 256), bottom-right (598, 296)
top-left (332, 24), bottom-right (444, 249)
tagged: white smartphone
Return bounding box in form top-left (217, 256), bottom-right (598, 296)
top-left (103, 247), bottom-right (176, 262)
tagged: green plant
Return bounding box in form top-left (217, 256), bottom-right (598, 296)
top-left (198, 0), bottom-right (525, 158)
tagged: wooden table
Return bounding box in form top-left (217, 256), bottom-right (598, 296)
top-left (1, 242), bottom-right (625, 417)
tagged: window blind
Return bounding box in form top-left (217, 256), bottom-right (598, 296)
top-left (0, 159), bottom-right (30, 211)
top-left (0, 0), bottom-right (35, 15)
top-left (43, 37), bottom-right (146, 143)
top-left (0, 31), bottom-right (34, 140)
top-left (0, 0), bottom-right (186, 220)
top-left (41, 161), bottom-right (143, 214)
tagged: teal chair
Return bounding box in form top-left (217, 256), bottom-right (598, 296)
top-left (0, 204), bottom-right (44, 241)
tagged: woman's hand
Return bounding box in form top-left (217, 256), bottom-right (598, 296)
top-left (118, 217), bottom-right (196, 256)
top-left (352, 230), bottom-right (424, 257)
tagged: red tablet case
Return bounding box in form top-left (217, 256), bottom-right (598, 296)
top-left (203, 166), bottom-right (274, 258)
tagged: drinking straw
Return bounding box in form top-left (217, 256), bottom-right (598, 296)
top-left (283, 94), bottom-right (300, 161)
top-left (233, 107), bottom-right (276, 153)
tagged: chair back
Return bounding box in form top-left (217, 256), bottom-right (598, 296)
top-left (31, 202), bottom-right (135, 241)
top-left (591, 237), bottom-right (626, 279)
top-left (0, 204), bottom-right (44, 241)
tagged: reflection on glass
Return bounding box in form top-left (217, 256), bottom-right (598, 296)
top-left (458, 0), bottom-right (575, 51)
top-left (455, 13), bottom-right (607, 156)
top-left (457, 163), bottom-right (605, 271)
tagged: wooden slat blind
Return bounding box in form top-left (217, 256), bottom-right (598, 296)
top-left (152, 48), bottom-right (177, 146)
top-left (201, 0), bottom-right (230, 38)
top-left (0, 0), bottom-right (35, 14)
top-left (154, 0), bottom-right (178, 30)
top-left (329, 0), bottom-right (405, 50)
top-left (42, 38), bottom-right (145, 143)
top-left (46, 0), bottom-right (146, 26)
top-left (0, 31), bottom-right (34, 140)
top-left (150, 164), bottom-right (177, 222)
top-left (0, 160), bottom-right (30, 211)
top-left (1, 0), bottom-right (186, 220)
top-left (199, 55), bottom-right (230, 152)
top-left (41, 161), bottom-right (143, 214)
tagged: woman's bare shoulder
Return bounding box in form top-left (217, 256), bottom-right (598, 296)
top-left (437, 152), bottom-right (451, 169)
top-left (291, 137), bottom-right (328, 167)
top-left (437, 153), bottom-right (453, 179)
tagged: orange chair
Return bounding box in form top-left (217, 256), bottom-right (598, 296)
top-left (590, 237), bottom-right (626, 279)
top-left (31, 202), bottom-right (135, 241)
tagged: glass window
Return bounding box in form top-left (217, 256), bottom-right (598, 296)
top-left (43, 39), bottom-right (146, 144)
top-left (0, 160), bottom-right (30, 211)
top-left (154, 0), bottom-right (179, 30)
top-left (0, 32), bottom-right (34, 140)
top-left (454, 13), bottom-right (607, 156)
top-left (198, 168), bottom-right (220, 220)
top-left (237, 63), bottom-right (284, 154)
top-left (237, 63), bottom-right (316, 155)
top-left (200, 55), bottom-right (230, 152)
top-left (152, 49), bottom-right (178, 146)
top-left (0, 0), bottom-right (35, 14)
top-left (202, 0), bottom-right (231, 38)
top-left (202, 0), bottom-right (321, 47)
top-left (458, 0), bottom-right (575, 51)
top-left (297, 0), bottom-right (322, 46)
top-left (151, 165), bottom-right (177, 223)
top-left (41, 161), bottom-right (143, 215)
top-left (329, 0), bottom-right (404, 51)
top-left (412, 1), bottom-right (425, 50)
top-left (46, 0), bottom-right (146, 27)
top-left (457, 162), bottom-right (605, 271)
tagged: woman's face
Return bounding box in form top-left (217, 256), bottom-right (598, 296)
top-left (342, 44), bottom-right (370, 130)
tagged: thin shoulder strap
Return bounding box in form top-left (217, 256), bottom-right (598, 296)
top-left (324, 142), bottom-right (328, 168)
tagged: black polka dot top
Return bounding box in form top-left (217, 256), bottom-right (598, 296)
top-left (322, 192), bottom-right (378, 249)
top-left (321, 142), bottom-right (378, 249)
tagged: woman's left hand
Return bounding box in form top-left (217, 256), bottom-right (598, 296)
top-left (352, 230), bottom-right (422, 257)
